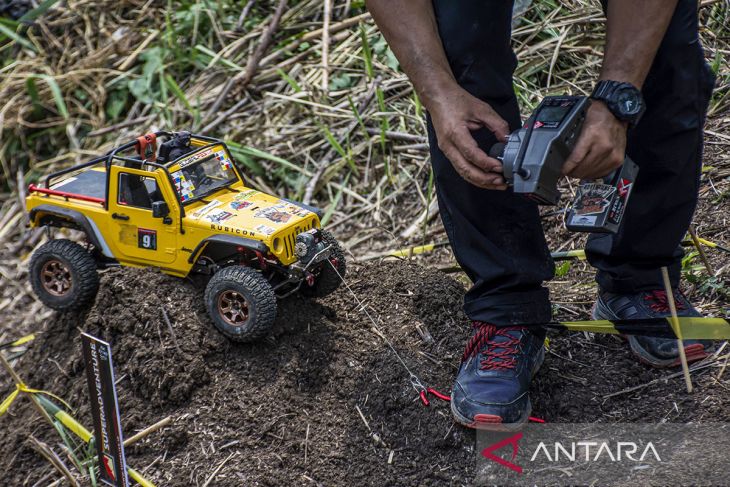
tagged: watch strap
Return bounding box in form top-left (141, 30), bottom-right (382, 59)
top-left (592, 80), bottom-right (618, 101)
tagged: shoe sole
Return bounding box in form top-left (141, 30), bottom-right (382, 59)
top-left (626, 336), bottom-right (708, 368)
top-left (450, 396), bottom-right (531, 432)
top-left (591, 301), bottom-right (709, 369)
top-left (450, 345), bottom-right (545, 431)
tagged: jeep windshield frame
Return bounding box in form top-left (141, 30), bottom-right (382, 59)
top-left (169, 151), bottom-right (241, 205)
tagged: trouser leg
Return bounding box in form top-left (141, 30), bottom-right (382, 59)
top-left (586, 0), bottom-right (716, 292)
top-left (429, 0), bottom-right (554, 326)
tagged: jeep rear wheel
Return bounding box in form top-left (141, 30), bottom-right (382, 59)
top-left (301, 229), bottom-right (346, 298)
top-left (30, 239), bottom-right (99, 311)
top-left (205, 266), bottom-right (277, 342)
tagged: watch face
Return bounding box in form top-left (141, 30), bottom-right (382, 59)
top-left (615, 87), bottom-right (643, 116)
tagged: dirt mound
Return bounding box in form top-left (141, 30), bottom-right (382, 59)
top-left (0, 262), bottom-right (473, 485)
top-left (1, 261), bottom-right (728, 485)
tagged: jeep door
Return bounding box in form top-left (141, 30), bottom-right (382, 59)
top-left (107, 166), bottom-right (177, 265)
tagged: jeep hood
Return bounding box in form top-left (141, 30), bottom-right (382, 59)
top-left (183, 189), bottom-right (317, 238)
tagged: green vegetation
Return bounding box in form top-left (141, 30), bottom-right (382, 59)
top-left (1, 1), bottom-right (725, 198)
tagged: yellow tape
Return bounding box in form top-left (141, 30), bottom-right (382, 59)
top-left (35, 395), bottom-right (157, 486)
top-left (50, 408), bottom-right (155, 485)
top-left (673, 317), bottom-right (730, 340)
top-left (54, 410), bottom-right (93, 443)
top-left (129, 468), bottom-right (156, 487)
top-left (564, 250), bottom-right (586, 260)
top-left (0, 387), bottom-right (20, 415)
top-left (12, 334), bottom-right (36, 346)
top-left (551, 249), bottom-right (587, 260)
top-left (0, 333), bottom-right (36, 350)
top-left (0, 383), bottom-right (72, 417)
top-left (557, 317), bottom-right (730, 339)
top-left (560, 320), bottom-right (621, 335)
top-left (696, 237), bottom-right (717, 248)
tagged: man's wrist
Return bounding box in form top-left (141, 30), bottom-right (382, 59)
top-left (416, 74), bottom-right (460, 112)
top-left (598, 73), bottom-right (643, 89)
top-left (589, 100), bottom-right (629, 129)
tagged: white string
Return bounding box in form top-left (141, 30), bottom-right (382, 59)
top-left (326, 259), bottom-right (427, 393)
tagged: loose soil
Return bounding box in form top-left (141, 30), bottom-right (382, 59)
top-left (1, 261), bottom-right (728, 486)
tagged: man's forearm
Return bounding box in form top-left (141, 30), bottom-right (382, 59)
top-left (367, 0), bottom-right (510, 188)
top-left (601, 0), bottom-right (679, 88)
top-left (564, 1), bottom-right (680, 178)
top-left (365, 0), bottom-right (455, 109)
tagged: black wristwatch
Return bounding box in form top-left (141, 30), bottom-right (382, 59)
top-left (591, 80), bottom-right (645, 127)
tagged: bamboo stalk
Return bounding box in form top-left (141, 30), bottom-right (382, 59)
top-left (0, 353), bottom-right (56, 425)
top-left (688, 225), bottom-right (715, 276)
top-left (660, 267), bottom-right (693, 393)
top-left (208, 0), bottom-right (288, 115)
top-left (28, 435), bottom-right (80, 487)
top-left (322, 0), bottom-right (332, 93)
top-left (123, 416), bottom-right (172, 447)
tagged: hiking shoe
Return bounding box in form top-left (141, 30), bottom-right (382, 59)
top-left (451, 322), bottom-right (545, 430)
top-left (593, 289), bottom-right (712, 368)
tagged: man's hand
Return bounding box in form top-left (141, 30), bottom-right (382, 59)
top-left (429, 85), bottom-right (511, 189)
top-left (562, 101), bottom-right (627, 180)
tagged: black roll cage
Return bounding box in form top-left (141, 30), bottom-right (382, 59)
top-left (42, 131), bottom-right (245, 235)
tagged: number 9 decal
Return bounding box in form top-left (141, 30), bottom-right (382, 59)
top-left (138, 229), bottom-right (157, 250)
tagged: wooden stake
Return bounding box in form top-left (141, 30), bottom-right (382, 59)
top-left (688, 225), bottom-right (715, 276)
top-left (661, 267), bottom-right (693, 393)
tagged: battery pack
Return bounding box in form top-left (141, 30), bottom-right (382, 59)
top-left (565, 157), bottom-right (639, 234)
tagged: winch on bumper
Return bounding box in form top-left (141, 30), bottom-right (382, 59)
top-left (294, 229), bottom-right (332, 267)
top-left (273, 228), bottom-right (345, 298)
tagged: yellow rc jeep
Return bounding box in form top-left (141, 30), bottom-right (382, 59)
top-left (25, 131), bottom-right (346, 341)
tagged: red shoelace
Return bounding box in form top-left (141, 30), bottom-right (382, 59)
top-left (643, 290), bottom-right (686, 313)
top-left (462, 322), bottom-right (524, 371)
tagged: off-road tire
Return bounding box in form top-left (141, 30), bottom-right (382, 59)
top-left (204, 265), bottom-right (277, 342)
top-left (29, 239), bottom-right (99, 311)
top-left (301, 229), bottom-right (346, 298)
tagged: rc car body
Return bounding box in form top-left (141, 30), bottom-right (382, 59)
top-left (25, 131), bottom-right (346, 341)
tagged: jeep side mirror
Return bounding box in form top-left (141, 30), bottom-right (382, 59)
top-left (152, 201), bottom-right (169, 218)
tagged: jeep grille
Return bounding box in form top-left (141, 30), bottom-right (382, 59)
top-left (282, 220), bottom-right (314, 260)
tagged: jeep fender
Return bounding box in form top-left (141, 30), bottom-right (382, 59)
top-left (188, 235), bottom-right (269, 264)
top-left (28, 205), bottom-right (114, 258)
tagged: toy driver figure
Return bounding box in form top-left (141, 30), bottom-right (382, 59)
top-left (366, 0), bottom-right (715, 428)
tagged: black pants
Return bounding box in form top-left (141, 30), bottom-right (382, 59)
top-left (428, 0), bottom-right (715, 325)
